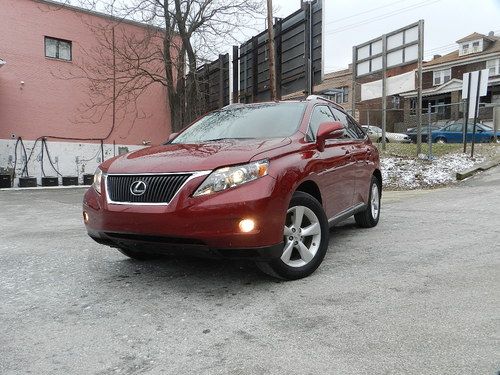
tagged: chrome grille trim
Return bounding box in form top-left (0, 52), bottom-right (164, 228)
top-left (104, 170), bottom-right (211, 206)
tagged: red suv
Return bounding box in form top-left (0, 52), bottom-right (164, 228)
top-left (83, 96), bottom-right (381, 279)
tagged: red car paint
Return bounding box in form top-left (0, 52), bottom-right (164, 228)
top-left (83, 99), bottom-right (380, 257)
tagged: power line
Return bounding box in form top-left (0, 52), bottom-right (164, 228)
top-left (326, 0), bottom-right (408, 25)
top-left (325, 0), bottom-right (442, 35)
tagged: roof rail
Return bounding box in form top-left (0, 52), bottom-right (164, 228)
top-left (305, 95), bottom-right (345, 110)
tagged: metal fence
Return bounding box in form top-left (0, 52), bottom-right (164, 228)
top-left (236, 0), bottom-right (323, 102)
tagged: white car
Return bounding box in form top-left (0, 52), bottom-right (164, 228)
top-left (362, 125), bottom-right (411, 143)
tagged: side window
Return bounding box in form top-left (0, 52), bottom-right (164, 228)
top-left (307, 105), bottom-right (335, 141)
top-left (347, 116), bottom-right (366, 139)
top-left (330, 107), bottom-right (363, 139)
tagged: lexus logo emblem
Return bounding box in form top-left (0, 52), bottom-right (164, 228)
top-left (130, 180), bottom-right (147, 196)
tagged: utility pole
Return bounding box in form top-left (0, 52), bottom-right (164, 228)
top-left (381, 34), bottom-right (387, 151)
top-left (416, 19), bottom-right (424, 155)
top-left (266, 0), bottom-right (277, 100)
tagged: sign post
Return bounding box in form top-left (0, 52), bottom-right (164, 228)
top-left (462, 69), bottom-right (489, 157)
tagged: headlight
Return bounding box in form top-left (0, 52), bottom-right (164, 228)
top-left (193, 160), bottom-right (269, 197)
top-left (93, 167), bottom-right (103, 194)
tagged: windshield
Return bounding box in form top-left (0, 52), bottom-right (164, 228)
top-left (171, 102), bottom-right (307, 144)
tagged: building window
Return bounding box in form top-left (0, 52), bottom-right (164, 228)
top-left (433, 68), bottom-right (451, 86)
top-left (331, 87), bottom-right (349, 104)
top-left (487, 58), bottom-right (500, 76)
top-left (472, 41), bottom-right (480, 53)
top-left (45, 37), bottom-right (72, 61)
top-left (410, 98), bottom-right (417, 115)
top-left (462, 43), bottom-right (469, 55)
top-left (459, 39), bottom-right (482, 56)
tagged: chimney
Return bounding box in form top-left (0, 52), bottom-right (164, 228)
top-left (433, 54), bottom-right (442, 60)
top-left (488, 31), bottom-right (495, 37)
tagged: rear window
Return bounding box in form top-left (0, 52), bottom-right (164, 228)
top-left (172, 103), bottom-right (307, 144)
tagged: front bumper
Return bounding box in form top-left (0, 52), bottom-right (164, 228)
top-left (83, 174), bottom-right (287, 259)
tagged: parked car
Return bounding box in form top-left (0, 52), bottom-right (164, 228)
top-left (431, 123), bottom-right (499, 143)
top-left (361, 125), bottom-right (411, 143)
top-left (83, 97), bottom-right (382, 280)
top-left (406, 124), bottom-right (444, 143)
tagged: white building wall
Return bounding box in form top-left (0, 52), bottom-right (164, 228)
top-left (0, 139), bottom-right (143, 187)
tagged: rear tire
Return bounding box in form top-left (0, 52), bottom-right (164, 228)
top-left (435, 137), bottom-right (447, 144)
top-left (354, 176), bottom-right (381, 228)
top-left (256, 191), bottom-right (329, 280)
top-left (117, 247), bottom-right (162, 260)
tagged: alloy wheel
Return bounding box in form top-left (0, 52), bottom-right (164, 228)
top-left (282, 205), bottom-right (322, 268)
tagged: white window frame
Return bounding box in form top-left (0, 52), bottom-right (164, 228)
top-left (486, 58), bottom-right (500, 76)
top-left (471, 41), bottom-right (480, 53)
top-left (433, 68), bottom-right (451, 86)
top-left (461, 43), bottom-right (469, 55)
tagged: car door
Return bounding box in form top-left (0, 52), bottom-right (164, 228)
top-left (331, 108), bottom-right (371, 206)
top-left (307, 105), bottom-right (355, 219)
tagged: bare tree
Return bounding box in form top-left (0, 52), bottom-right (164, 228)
top-left (57, 0), bottom-right (264, 133)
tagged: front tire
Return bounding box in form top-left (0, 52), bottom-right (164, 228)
top-left (354, 176), bottom-right (381, 228)
top-left (256, 191), bottom-right (329, 280)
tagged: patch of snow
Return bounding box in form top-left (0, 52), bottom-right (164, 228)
top-left (381, 153), bottom-right (485, 190)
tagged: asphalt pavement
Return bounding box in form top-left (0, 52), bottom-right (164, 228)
top-left (0, 168), bottom-right (499, 375)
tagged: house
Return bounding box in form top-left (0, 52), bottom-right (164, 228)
top-left (400, 31), bottom-right (500, 127)
top-left (0, 0), bottom-right (172, 186)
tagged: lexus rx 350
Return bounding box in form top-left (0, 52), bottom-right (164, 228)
top-left (83, 96), bottom-right (381, 279)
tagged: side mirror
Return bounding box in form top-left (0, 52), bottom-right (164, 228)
top-left (168, 132), bottom-right (179, 142)
top-left (316, 121), bottom-right (345, 151)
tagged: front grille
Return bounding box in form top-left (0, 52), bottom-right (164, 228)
top-left (106, 174), bottom-right (191, 204)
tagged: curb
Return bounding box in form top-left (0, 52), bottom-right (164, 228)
top-left (456, 156), bottom-right (500, 181)
top-left (0, 185), bottom-right (89, 192)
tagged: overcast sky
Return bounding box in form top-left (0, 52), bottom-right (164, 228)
top-left (66, 0), bottom-right (500, 73)
top-left (262, 0), bottom-right (500, 73)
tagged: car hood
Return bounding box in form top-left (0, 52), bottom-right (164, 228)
top-left (102, 138), bottom-right (291, 174)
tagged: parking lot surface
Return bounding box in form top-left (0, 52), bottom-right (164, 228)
top-left (1, 168), bottom-right (499, 375)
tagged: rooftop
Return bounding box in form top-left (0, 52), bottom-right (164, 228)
top-left (425, 32), bottom-right (500, 67)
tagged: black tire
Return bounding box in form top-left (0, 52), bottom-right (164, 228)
top-left (256, 191), bottom-right (329, 280)
top-left (377, 137), bottom-right (389, 143)
top-left (354, 176), bottom-right (381, 228)
top-left (117, 247), bottom-right (162, 260)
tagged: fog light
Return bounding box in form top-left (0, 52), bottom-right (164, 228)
top-left (83, 211), bottom-right (89, 223)
top-left (239, 219), bottom-right (255, 233)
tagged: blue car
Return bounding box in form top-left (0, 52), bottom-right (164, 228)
top-left (431, 123), bottom-right (499, 143)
